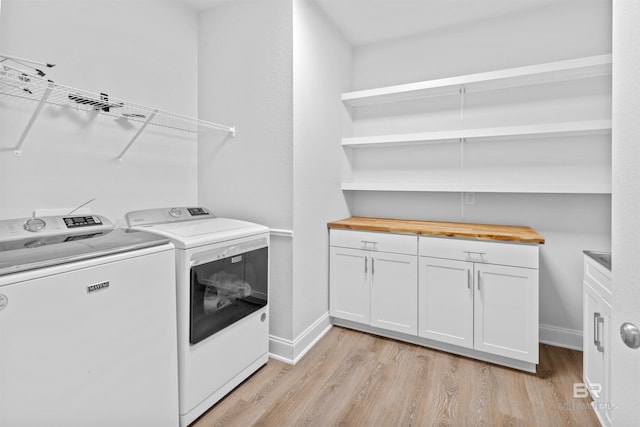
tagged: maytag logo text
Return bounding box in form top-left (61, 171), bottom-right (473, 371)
top-left (87, 281), bottom-right (110, 293)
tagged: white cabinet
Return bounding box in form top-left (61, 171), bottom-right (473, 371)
top-left (329, 246), bottom-right (370, 324)
top-left (583, 253), bottom-right (612, 427)
top-left (370, 251), bottom-right (417, 334)
top-left (473, 263), bottom-right (538, 362)
top-left (329, 229), bottom-right (418, 335)
top-left (329, 224), bottom-right (541, 371)
top-left (418, 257), bottom-right (474, 348)
top-left (341, 54), bottom-right (612, 195)
top-left (419, 237), bottom-right (539, 364)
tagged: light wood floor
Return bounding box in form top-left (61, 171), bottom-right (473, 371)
top-left (191, 326), bottom-right (599, 427)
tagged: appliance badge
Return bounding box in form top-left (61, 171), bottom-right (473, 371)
top-left (231, 255), bottom-right (242, 264)
top-left (87, 281), bottom-right (110, 293)
top-left (0, 294), bottom-right (7, 311)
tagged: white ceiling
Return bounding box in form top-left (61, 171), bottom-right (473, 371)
top-left (178, 0), bottom-right (568, 47)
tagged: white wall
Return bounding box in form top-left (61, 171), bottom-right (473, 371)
top-left (197, 0), bottom-right (294, 230)
top-left (346, 0), bottom-right (612, 349)
top-left (0, 0), bottom-right (200, 223)
top-left (198, 0), bottom-right (352, 361)
top-left (292, 0), bottom-right (351, 346)
top-left (352, 0), bottom-right (612, 90)
top-left (197, 0), bottom-right (295, 349)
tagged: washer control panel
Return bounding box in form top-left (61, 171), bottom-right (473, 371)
top-left (63, 215), bottom-right (103, 229)
top-left (125, 207), bottom-right (214, 227)
top-left (0, 215), bottom-right (113, 241)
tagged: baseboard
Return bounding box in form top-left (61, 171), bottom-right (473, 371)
top-left (539, 324), bottom-right (583, 351)
top-left (269, 312), bottom-right (332, 365)
top-left (333, 318), bottom-right (537, 373)
top-left (269, 319), bottom-right (583, 364)
top-left (269, 228), bottom-right (294, 238)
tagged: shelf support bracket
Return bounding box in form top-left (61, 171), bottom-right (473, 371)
top-left (117, 110), bottom-right (158, 162)
top-left (459, 85), bottom-right (466, 121)
top-left (13, 81), bottom-right (53, 156)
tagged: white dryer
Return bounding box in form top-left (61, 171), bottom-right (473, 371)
top-left (126, 207), bottom-right (270, 427)
top-left (0, 214), bottom-right (179, 427)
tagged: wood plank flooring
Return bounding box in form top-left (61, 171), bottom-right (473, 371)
top-left (191, 326), bottom-right (599, 427)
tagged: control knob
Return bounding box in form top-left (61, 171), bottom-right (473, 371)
top-left (169, 208), bottom-right (182, 218)
top-left (23, 218), bottom-right (46, 232)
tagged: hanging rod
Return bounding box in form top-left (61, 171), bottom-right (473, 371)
top-left (0, 66), bottom-right (235, 158)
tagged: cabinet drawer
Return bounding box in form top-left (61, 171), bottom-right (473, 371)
top-left (330, 229), bottom-right (417, 255)
top-left (419, 236), bottom-right (538, 269)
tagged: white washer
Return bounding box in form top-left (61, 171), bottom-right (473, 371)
top-left (0, 214), bottom-right (179, 427)
top-left (126, 207), bottom-right (270, 427)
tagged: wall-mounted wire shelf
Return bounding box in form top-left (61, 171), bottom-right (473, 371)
top-left (0, 66), bottom-right (235, 160)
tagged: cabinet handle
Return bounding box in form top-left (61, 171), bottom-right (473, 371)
top-left (361, 240), bottom-right (378, 249)
top-left (464, 250), bottom-right (486, 261)
top-left (477, 269), bottom-right (481, 291)
top-left (372, 257), bottom-right (375, 275)
top-left (594, 312), bottom-right (601, 347)
top-left (467, 269), bottom-right (471, 289)
top-left (597, 316), bottom-right (605, 353)
top-left (364, 257), bottom-right (368, 274)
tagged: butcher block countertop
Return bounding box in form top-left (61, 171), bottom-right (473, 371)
top-left (327, 217), bottom-right (545, 244)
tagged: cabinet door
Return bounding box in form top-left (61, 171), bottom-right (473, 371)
top-left (418, 257), bottom-right (474, 349)
top-left (583, 282), bottom-right (604, 404)
top-left (329, 247), bottom-right (370, 324)
top-left (584, 281), bottom-right (613, 426)
top-left (370, 252), bottom-right (418, 335)
top-left (474, 263), bottom-right (539, 363)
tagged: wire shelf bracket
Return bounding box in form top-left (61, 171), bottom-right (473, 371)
top-left (13, 81), bottom-right (53, 156)
top-left (117, 110), bottom-right (157, 162)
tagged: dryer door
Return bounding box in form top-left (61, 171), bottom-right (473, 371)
top-left (189, 244), bottom-right (268, 345)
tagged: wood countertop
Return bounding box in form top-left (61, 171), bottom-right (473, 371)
top-left (327, 217), bottom-right (545, 244)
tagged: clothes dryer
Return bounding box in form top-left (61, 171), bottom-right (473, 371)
top-left (126, 207), bottom-right (269, 427)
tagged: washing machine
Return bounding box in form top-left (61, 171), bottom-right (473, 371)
top-left (126, 207), bottom-right (269, 427)
top-left (0, 213), bottom-right (179, 427)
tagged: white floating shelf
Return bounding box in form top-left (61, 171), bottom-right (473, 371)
top-left (341, 182), bottom-right (611, 194)
top-left (342, 120), bottom-right (612, 148)
top-left (341, 166), bottom-right (612, 194)
top-left (342, 54), bottom-right (612, 107)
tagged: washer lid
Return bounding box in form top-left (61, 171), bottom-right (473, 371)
top-left (132, 217), bottom-right (269, 248)
top-left (0, 228), bottom-right (171, 276)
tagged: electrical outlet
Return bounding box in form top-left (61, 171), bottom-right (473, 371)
top-left (464, 192), bottom-right (475, 205)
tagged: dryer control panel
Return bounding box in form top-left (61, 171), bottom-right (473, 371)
top-left (125, 207), bottom-right (214, 227)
